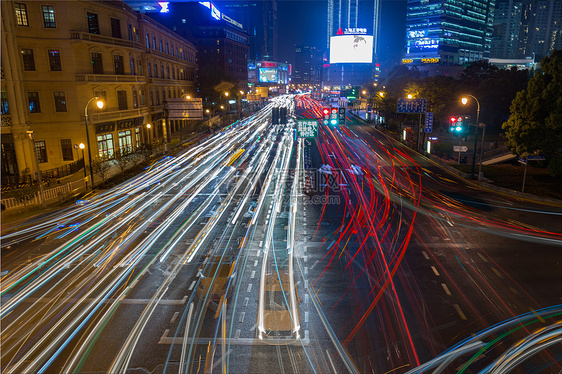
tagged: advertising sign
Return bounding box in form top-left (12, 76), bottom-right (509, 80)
top-left (259, 68), bottom-right (277, 83)
top-left (329, 35), bottom-right (373, 64)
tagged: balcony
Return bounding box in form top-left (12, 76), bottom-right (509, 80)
top-left (70, 31), bottom-right (142, 49)
top-left (147, 77), bottom-right (195, 86)
top-left (87, 107), bottom-right (148, 123)
top-left (76, 74), bottom-right (146, 84)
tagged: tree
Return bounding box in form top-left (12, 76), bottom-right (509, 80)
top-left (91, 155), bottom-right (112, 184)
top-left (502, 50), bottom-right (562, 176)
top-left (113, 146), bottom-right (133, 176)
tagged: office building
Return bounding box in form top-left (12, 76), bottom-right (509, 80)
top-left (293, 45), bottom-right (322, 86)
top-left (218, 1), bottom-right (278, 61)
top-left (325, 0), bottom-right (381, 86)
top-left (402, 0), bottom-right (495, 77)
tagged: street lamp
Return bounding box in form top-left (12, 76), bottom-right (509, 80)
top-left (461, 95), bottom-right (483, 180)
top-left (79, 143), bottom-right (87, 190)
top-left (407, 94), bottom-right (413, 99)
top-left (84, 97), bottom-right (104, 188)
top-left (146, 123), bottom-right (152, 145)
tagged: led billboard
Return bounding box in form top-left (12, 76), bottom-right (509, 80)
top-left (259, 68), bottom-right (278, 83)
top-left (329, 35), bottom-right (373, 64)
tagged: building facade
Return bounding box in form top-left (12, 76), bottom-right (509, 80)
top-left (325, 0), bottom-right (381, 86)
top-left (402, 0), bottom-right (495, 76)
top-left (136, 2), bottom-right (250, 99)
top-left (293, 45), bottom-right (322, 86)
top-left (491, 0), bottom-right (562, 60)
top-left (218, 0), bottom-right (278, 61)
top-left (1, 1), bottom-right (197, 185)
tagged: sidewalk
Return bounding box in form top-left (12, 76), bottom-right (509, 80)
top-left (1, 131), bottom-right (210, 225)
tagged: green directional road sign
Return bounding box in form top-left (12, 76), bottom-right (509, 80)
top-left (297, 119), bottom-right (319, 138)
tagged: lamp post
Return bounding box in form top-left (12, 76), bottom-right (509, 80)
top-left (461, 95), bottom-right (481, 180)
top-left (221, 91), bottom-right (229, 114)
top-left (84, 97), bottom-right (104, 188)
top-left (79, 143), bottom-right (87, 190)
top-left (146, 123), bottom-right (152, 145)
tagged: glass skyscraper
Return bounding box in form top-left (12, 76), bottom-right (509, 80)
top-left (403, 0), bottom-right (495, 68)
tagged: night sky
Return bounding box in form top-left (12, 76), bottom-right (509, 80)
top-left (276, 0), bottom-right (407, 72)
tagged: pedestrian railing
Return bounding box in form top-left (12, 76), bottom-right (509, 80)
top-left (1, 179), bottom-right (85, 211)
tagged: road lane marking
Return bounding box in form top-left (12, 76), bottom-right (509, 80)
top-left (253, 260), bottom-right (258, 267)
top-left (530, 309), bottom-right (546, 323)
top-left (247, 284), bottom-right (252, 293)
top-left (491, 267), bottom-right (504, 279)
top-left (453, 304), bottom-right (467, 320)
top-left (235, 329), bottom-right (241, 339)
top-left (431, 266), bottom-right (440, 276)
top-left (422, 251), bottom-right (430, 260)
top-left (244, 297), bottom-right (249, 307)
top-left (477, 252), bottom-right (488, 263)
top-left (250, 270), bottom-right (255, 279)
top-left (326, 350), bottom-right (337, 374)
top-left (188, 281), bottom-right (196, 291)
top-left (441, 283), bottom-right (452, 296)
top-left (170, 312), bottom-right (179, 324)
top-left (239, 312), bottom-right (245, 323)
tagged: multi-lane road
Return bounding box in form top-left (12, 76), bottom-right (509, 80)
top-left (2, 95), bottom-right (561, 373)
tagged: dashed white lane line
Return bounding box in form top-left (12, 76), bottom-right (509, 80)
top-left (422, 251), bottom-right (430, 260)
top-left (170, 312), bottom-right (179, 324)
top-left (188, 281), bottom-right (196, 291)
top-left (253, 260), bottom-right (258, 267)
top-left (477, 252), bottom-right (488, 263)
top-left (244, 297), bottom-right (249, 307)
top-left (250, 270), bottom-right (255, 279)
top-left (259, 241), bottom-right (263, 247)
top-left (239, 312), bottom-right (245, 323)
top-left (441, 283), bottom-right (452, 296)
top-left (247, 284), bottom-right (252, 293)
top-left (235, 329), bottom-right (241, 339)
top-left (304, 267), bottom-right (308, 276)
top-left (492, 267), bottom-right (504, 279)
top-left (431, 266), bottom-right (440, 276)
top-left (305, 311), bottom-right (309, 323)
top-left (453, 304), bottom-right (467, 320)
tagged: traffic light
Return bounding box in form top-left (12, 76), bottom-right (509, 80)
top-left (449, 116), bottom-right (464, 132)
top-left (322, 108), bottom-right (330, 120)
top-left (449, 115), bottom-right (470, 132)
top-left (330, 108), bottom-right (338, 125)
top-left (338, 108), bottom-right (346, 125)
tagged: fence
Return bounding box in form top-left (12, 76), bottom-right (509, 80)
top-left (1, 179), bottom-right (86, 211)
top-left (42, 158), bottom-right (85, 180)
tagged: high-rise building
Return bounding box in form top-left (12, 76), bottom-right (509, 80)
top-left (325, 0), bottom-right (381, 86)
top-left (491, 0), bottom-right (524, 59)
top-left (293, 45), bottom-right (322, 86)
top-left (218, 1), bottom-right (278, 61)
top-left (490, 0), bottom-right (561, 64)
top-left (402, 0), bottom-right (495, 76)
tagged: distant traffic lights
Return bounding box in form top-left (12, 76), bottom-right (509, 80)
top-left (449, 115), bottom-right (469, 132)
top-left (338, 108), bottom-right (346, 125)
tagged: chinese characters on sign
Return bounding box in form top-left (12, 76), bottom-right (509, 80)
top-left (397, 98), bottom-right (427, 113)
top-left (424, 112), bottom-right (433, 133)
top-left (297, 119), bottom-right (318, 138)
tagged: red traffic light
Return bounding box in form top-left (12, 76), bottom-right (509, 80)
top-left (450, 116), bottom-right (457, 123)
top-left (322, 108), bottom-right (330, 116)
top-left (331, 108), bottom-right (338, 114)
